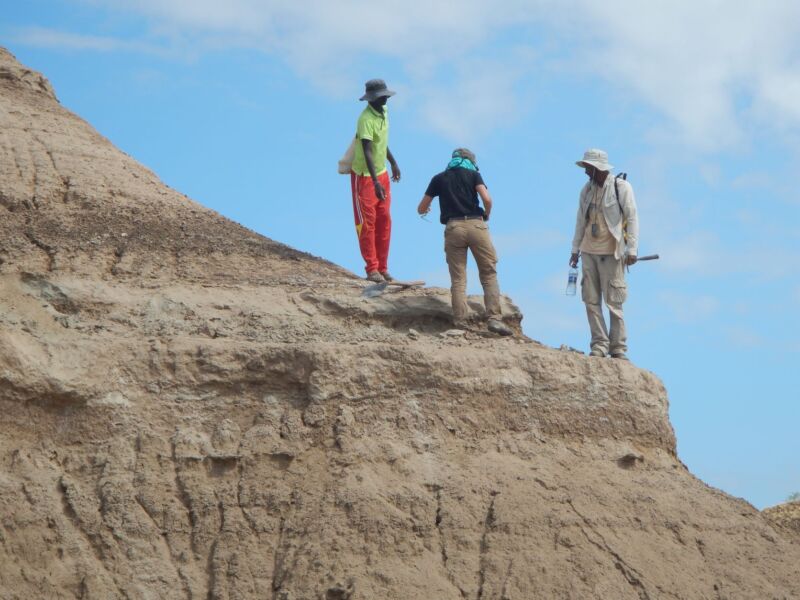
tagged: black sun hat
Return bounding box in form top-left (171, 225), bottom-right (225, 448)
top-left (360, 79), bottom-right (396, 102)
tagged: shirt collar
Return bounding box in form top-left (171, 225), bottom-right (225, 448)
top-left (367, 104), bottom-right (387, 118)
top-left (590, 174), bottom-right (613, 191)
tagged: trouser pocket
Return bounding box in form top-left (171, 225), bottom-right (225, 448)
top-left (581, 274), bottom-right (599, 304)
top-left (608, 279), bottom-right (627, 304)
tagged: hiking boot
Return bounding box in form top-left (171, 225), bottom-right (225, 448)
top-left (487, 319), bottom-right (512, 336)
top-left (366, 271), bottom-right (385, 283)
top-left (380, 271), bottom-right (394, 282)
top-left (611, 352), bottom-right (629, 361)
top-left (589, 349), bottom-right (605, 357)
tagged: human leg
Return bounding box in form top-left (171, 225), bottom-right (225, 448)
top-left (581, 254), bottom-right (609, 355)
top-left (444, 222), bottom-right (469, 323)
top-left (600, 257), bottom-right (628, 356)
top-left (467, 221), bottom-right (502, 321)
top-left (374, 171), bottom-right (392, 274)
top-left (351, 172), bottom-right (380, 274)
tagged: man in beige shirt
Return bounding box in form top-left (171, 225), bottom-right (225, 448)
top-left (569, 149), bottom-right (639, 359)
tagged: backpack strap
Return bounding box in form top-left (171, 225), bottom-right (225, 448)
top-left (614, 173), bottom-right (630, 245)
top-left (614, 172), bottom-right (627, 214)
top-left (586, 172), bottom-right (627, 221)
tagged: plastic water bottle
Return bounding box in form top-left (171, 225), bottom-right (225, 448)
top-left (565, 267), bottom-right (578, 296)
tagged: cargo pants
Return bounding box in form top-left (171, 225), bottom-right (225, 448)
top-left (581, 253), bottom-right (628, 356)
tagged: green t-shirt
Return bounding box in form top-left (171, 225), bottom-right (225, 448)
top-left (351, 105), bottom-right (389, 177)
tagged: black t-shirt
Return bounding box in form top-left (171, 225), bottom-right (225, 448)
top-left (425, 168), bottom-right (486, 224)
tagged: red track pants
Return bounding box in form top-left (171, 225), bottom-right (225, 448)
top-left (351, 170), bottom-right (392, 274)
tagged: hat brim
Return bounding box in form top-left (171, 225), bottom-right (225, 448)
top-left (576, 160), bottom-right (613, 172)
top-left (360, 89), bottom-right (396, 101)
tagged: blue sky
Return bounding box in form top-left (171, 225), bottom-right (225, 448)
top-left (3, 0), bottom-right (799, 509)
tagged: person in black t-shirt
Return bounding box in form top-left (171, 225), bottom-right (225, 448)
top-left (417, 149), bottom-right (512, 336)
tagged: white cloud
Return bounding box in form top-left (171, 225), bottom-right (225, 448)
top-left (658, 291), bottom-right (719, 324)
top-left (493, 227), bottom-right (566, 258)
top-left (416, 54), bottom-right (535, 142)
top-left (19, 1), bottom-right (800, 149)
top-left (649, 230), bottom-right (724, 276)
top-left (731, 171), bottom-right (797, 207)
top-left (11, 26), bottom-right (167, 55)
top-left (558, 1), bottom-right (800, 148)
top-left (644, 226), bottom-right (800, 282)
top-left (92, 0), bottom-right (532, 76)
top-left (732, 301), bottom-right (751, 316)
top-left (725, 327), bottom-right (768, 350)
top-left (123, 0), bottom-right (271, 34)
top-left (41, 0), bottom-right (539, 138)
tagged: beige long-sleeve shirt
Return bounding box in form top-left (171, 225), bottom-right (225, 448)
top-left (571, 175), bottom-right (639, 260)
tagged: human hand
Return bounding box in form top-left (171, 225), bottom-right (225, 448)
top-left (625, 254), bottom-right (638, 266)
top-left (374, 181), bottom-right (386, 201)
top-left (570, 253), bottom-right (579, 268)
top-left (390, 163), bottom-right (401, 182)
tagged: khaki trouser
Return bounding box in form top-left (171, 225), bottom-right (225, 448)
top-left (581, 253), bottom-right (628, 355)
top-left (444, 219), bottom-right (501, 322)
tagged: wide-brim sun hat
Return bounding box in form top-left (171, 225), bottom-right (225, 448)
top-left (360, 78), bottom-right (396, 102)
top-left (576, 148), bottom-right (613, 172)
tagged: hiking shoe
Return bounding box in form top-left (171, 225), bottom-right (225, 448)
top-left (366, 271), bottom-right (385, 283)
top-left (611, 352), bottom-right (629, 361)
top-left (589, 349), bottom-right (605, 357)
top-left (487, 319), bottom-right (513, 336)
top-left (380, 271), bottom-right (394, 282)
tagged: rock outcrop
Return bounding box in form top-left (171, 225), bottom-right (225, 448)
top-left (764, 501), bottom-right (800, 543)
top-left (1, 47), bottom-right (798, 600)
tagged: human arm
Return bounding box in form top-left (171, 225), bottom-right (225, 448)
top-left (620, 181), bottom-right (639, 264)
top-left (419, 176), bottom-right (439, 217)
top-left (570, 185), bottom-right (588, 265)
top-left (417, 195), bottom-right (433, 215)
top-left (476, 184), bottom-right (493, 221)
top-left (387, 147), bottom-right (401, 182)
top-left (360, 139), bottom-right (386, 201)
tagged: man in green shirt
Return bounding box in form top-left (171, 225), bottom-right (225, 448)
top-left (349, 79), bottom-right (401, 283)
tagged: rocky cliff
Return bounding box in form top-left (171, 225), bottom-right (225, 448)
top-left (0, 47), bottom-right (798, 600)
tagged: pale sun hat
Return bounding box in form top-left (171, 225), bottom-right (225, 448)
top-left (576, 148), bottom-right (613, 172)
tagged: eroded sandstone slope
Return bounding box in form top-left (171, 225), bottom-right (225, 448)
top-left (1, 47), bottom-right (798, 600)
